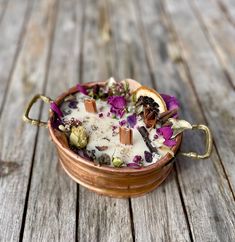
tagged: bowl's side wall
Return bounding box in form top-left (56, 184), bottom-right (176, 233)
top-left (56, 146), bottom-right (173, 198)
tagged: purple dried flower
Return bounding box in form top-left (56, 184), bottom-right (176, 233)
top-left (127, 114), bottom-right (137, 128)
top-left (98, 113), bottom-right (104, 118)
top-left (154, 134), bottom-right (159, 140)
top-left (108, 96), bottom-right (126, 109)
top-left (127, 163), bottom-right (141, 169)
top-left (144, 151), bottom-right (153, 163)
top-left (133, 155), bottom-right (143, 164)
top-left (164, 139), bottom-right (177, 147)
top-left (50, 116), bottom-right (62, 129)
top-left (108, 96), bottom-right (126, 118)
top-left (119, 120), bottom-right (127, 126)
top-left (50, 102), bottom-right (63, 117)
top-left (161, 94), bottom-right (179, 117)
top-left (68, 100), bottom-right (78, 109)
top-left (157, 126), bottom-right (173, 140)
top-left (157, 126), bottom-right (176, 147)
top-left (77, 84), bottom-right (88, 95)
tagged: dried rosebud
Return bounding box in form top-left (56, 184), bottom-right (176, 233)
top-left (144, 151), bottom-right (153, 163)
top-left (68, 100), bottom-right (78, 109)
top-left (97, 154), bottom-right (111, 165)
top-left (133, 155), bottom-right (143, 164)
top-left (112, 157), bottom-right (124, 168)
top-left (69, 126), bottom-right (88, 148)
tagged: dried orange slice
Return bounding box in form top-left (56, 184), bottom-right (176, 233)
top-left (134, 86), bottom-right (167, 113)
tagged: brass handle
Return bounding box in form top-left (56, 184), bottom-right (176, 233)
top-left (180, 124), bottom-right (212, 159)
top-left (22, 94), bottom-right (52, 128)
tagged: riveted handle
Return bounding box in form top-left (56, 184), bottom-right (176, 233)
top-left (180, 124), bottom-right (212, 159)
top-left (22, 94), bottom-right (53, 128)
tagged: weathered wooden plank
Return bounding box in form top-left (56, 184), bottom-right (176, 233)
top-left (188, 0), bottom-right (235, 87)
top-left (0, 0), bottom-right (58, 241)
top-left (154, 0), bottom-right (235, 241)
top-left (218, 0), bottom-right (235, 24)
top-left (108, 0), bottom-right (191, 241)
top-left (164, 0), bottom-right (235, 193)
top-left (22, 0), bottom-right (82, 240)
top-left (77, 0), bottom-right (133, 241)
top-left (0, 0), bottom-right (30, 113)
top-left (0, 0), bottom-right (8, 24)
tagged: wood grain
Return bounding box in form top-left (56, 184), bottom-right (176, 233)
top-left (166, 0), bottom-right (235, 189)
top-left (158, 0), bottom-right (235, 240)
top-left (0, 0), bottom-right (58, 240)
top-left (108, 0), bottom-right (191, 241)
top-left (0, 0), bottom-right (30, 114)
top-left (22, 0), bottom-right (81, 241)
top-left (189, 0), bottom-right (235, 87)
top-left (77, 0), bottom-right (133, 241)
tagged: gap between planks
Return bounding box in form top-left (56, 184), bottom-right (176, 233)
top-left (19, 0), bottom-right (61, 240)
top-left (188, 0), bottom-right (235, 89)
top-left (134, 0), bottom-right (194, 239)
top-left (0, 0), bottom-right (33, 118)
top-left (159, 0), bottom-right (235, 201)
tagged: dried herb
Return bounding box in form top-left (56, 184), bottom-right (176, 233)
top-left (112, 157), bottom-right (124, 167)
top-left (97, 154), bottom-right (111, 165)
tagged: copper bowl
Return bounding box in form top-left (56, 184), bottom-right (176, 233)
top-left (23, 80), bottom-right (212, 198)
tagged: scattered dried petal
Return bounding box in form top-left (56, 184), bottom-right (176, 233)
top-left (127, 114), bottom-right (137, 128)
top-left (144, 151), bottom-right (153, 163)
top-left (127, 163), bottom-right (141, 169)
top-left (50, 102), bottom-right (63, 117)
top-left (77, 84), bottom-right (88, 95)
top-left (95, 146), bottom-right (108, 151)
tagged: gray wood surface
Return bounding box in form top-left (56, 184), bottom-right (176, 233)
top-left (77, 1), bottom-right (133, 241)
top-left (22, 0), bottom-right (79, 241)
top-left (0, 0), bottom-right (235, 241)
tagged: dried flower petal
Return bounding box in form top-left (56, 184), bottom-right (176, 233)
top-left (127, 114), bottom-right (137, 128)
top-left (127, 163), bottom-right (141, 169)
top-left (98, 113), bottom-right (104, 118)
top-left (50, 102), bottom-right (63, 117)
top-left (132, 155), bottom-right (143, 164)
top-left (161, 94), bottom-right (179, 118)
top-left (77, 84), bottom-right (88, 95)
top-left (119, 120), bottom-right (127, 126)
top-left (68, 100), bottom-right (78, 109)
top-left (157, 126), bottom-right (173, 140)
top-left (144, 151), bottom-right (153, 163)
top-left (95, 146), bottom-right (108, 151)
top-left (108, 96), bottom-right (126, 109)
top-left (164, 139), bottom-right (177, 147)
top-left (108, 96), bottom-right (127, 118)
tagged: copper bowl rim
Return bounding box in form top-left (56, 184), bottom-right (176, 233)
top-left (48, 81), bottom-right (182, 174)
